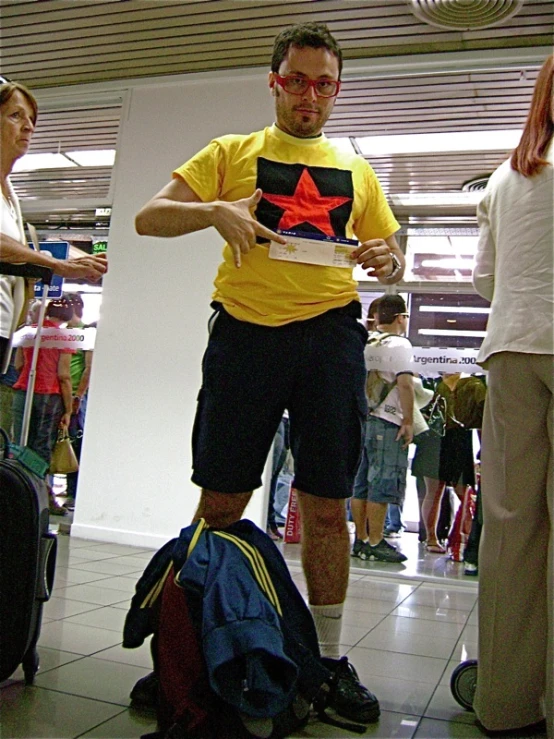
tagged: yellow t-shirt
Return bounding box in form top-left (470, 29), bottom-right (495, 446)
top-left (173, 125), bottom-right (399, 326)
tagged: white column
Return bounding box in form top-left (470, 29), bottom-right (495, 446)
top-left (72, 73), bottom-right (273, 548)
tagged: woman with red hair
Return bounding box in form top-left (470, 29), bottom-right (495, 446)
top-left (472, 54), bottom-right (553, 735)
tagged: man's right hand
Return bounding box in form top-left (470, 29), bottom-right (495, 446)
top-left (212, 189), bottom-right (286, 267)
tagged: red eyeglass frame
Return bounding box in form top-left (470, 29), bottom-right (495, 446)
top-left (273, 74), bottom-right (341, 98)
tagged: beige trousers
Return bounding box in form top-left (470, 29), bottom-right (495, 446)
top-left (474, 352), bottom-right (553, 736)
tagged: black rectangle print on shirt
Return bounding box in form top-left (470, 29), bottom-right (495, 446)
top-left (255, 158), bottom-right (354, 240)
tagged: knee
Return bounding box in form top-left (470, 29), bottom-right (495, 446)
top-left (297, 491), bottom-right (347, 534)
top-left (195, 489), bottom-right (252, 529)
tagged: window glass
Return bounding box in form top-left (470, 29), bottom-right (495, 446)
top-left (405, 234), bottom-right (477, 282)
top-left (408, 292), bottom-right (490, 349)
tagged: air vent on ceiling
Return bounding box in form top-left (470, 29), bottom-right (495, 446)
top-left (462, 175), bottom-right (491, 191)
top-left (408, 0), bottom-right (525, 30)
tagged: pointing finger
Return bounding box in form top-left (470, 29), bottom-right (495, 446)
top-left (256, 223), bottom-right (287, 244)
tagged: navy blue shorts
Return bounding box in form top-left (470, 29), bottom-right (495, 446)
top-left (191, 302), bottom-right (368, 498)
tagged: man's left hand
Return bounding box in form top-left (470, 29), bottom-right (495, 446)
top-left (350, 239), bottom-right (393, 279)
top-left (395, 422), bottom-right (413, 449)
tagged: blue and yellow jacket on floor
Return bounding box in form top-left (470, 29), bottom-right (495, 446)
top-left (123, 518), bottom-right (330, 719)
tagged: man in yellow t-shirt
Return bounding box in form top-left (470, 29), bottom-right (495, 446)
top-left (136, 22), bottom-right (404, 725)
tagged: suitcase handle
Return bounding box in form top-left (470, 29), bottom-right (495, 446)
top-left (0, 261), bottom-right (53, 285)
top-left (0, 428), bottom-right (10, 460)
top-left (37, 533), bottom-right (57, 601)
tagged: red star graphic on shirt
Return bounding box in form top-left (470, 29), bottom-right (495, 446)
top-left (262, 168), bottom-right (352, 237)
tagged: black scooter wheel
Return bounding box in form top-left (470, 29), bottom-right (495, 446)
top-left (450, 659), bottom-right (478, 710)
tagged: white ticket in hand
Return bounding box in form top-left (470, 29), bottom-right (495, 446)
top-left (269, 230), bottom-right (358, 268)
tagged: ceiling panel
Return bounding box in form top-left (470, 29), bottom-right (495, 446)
top-left (1, 0), bottom-right (551, 88)
top-left (1, 0), bottom-right (551, 227)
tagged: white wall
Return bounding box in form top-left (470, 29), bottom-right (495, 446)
top-left (71, 72), bottom-right (275, 548)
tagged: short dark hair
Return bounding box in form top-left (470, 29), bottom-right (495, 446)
top-left (0, 81), bottom-right (38, 125)
top-left (64, 292), bottom-right (84, 308)
top-left (46, 297), bottom-right (73, 323)
top-left (271, 22), bottom-right (342, 77)
top-left (367, 297), bottom-right (382, 321)
top-left (377, 295), bottom-right (407, 325)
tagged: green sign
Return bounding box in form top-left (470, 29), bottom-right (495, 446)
top-left (93, 241), bottom-right (108, 254)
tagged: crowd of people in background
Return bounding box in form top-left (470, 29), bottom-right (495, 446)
top-left (266, 292), bottom-right (487, 570)
top-left (0, 293), bottom-right (93, 515)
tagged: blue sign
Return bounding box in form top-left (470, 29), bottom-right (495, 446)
top-left (30, 242), bottom-right (69, 299)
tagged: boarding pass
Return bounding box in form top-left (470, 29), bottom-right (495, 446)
top-left (268, 230), bottom-right (358, 268)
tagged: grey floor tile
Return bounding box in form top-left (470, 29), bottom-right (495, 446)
top-left (93, 640), bottom-right (154, 670)
top-left (81, 543), bottom-right (154, 556)
top-left (357, 630), bottom-right (458, 660)
top-left (53, 569), bottom-right (113, 586)
top-left (0, 647), bottom-right (84, 687)
top-left (68, 560), bottom-right (143, 576)
top-left (372, 614), bottom-right (465, 640)
top-left (425, 684), bottom-right (477, 724)
top-left (414, 717), bottom-right (488, 738)
top-left (63, 606), bottom-right (127, 633)
top-left (38, 620), bottom-right (122, 655)
top-left (365, 674), bottom-right (436, 716)
top-left (33, 656), bottom-right (150, 706)
top-left (291, 709), bottom-right (420, 737)
top-left (0, 684), bottom-right (123, 738)
top-left (346, 645), bottom-right (449, 685)
top-left (51, 583), bottom-right (134, 606)
top-left (43, 597), bottom-right (103, 621)
top-left (391, 603), bottom-right (472, 624)
top-left (78, 707), bottom-right (157, 737)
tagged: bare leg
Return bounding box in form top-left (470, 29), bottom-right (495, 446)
top-left (454, 483), bottom-right (467, 501)
top-left (350, 498), bottom-right (369, 541)
top-left (422, 477), bottom-right (446, 548)
top-left (298, 491), bottom-right (349, 605)
top-left (192, 489), bottom-right (252, 528)
top-left (366, 501), bottom-right (387, 547)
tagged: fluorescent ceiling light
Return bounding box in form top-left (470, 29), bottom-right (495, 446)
top-left (63, 283), bottom-right (103, 293)
top-left (358, 129), bottom-right (522, 155)
top-left (421, 258), bottom-right (474, 269)
top-left (419, 328), bottom-right (486, 337)
top-left (409, 239), bottom-right (478, 255)
top-left (66, 150), bottom-right (116, 166)
top-left (13, 153), bottom-right (76, 172)
top-left (392, 192), bottom-right (483, 207)
top-left (418, 306), bottom-right (490, 314)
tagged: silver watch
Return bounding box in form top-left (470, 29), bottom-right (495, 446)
top-left (387, 251), bottom-right (402, 279)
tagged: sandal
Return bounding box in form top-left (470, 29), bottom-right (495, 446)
top-left (267, 524), bottom-right (283, 541)
top-left (49, 496), bottom-right (68, 516)
top-left (426, 543), bottom-right (446, 554)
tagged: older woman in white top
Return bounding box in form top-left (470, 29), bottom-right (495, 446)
top-left (0, 81), bottom-right (108, 373)
top-left (472, 54), bottom-right (553, 736)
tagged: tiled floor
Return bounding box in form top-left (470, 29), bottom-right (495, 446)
top-left (0, 523), bottom-right (546, 739)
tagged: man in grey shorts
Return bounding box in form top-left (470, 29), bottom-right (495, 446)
top-left (352, 295), bottom-right (413, 563)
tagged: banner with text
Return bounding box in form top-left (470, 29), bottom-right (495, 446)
top-left (13, 326), bottom-right (97, 351)
top-left (365, 344), bottom-right (482, 376)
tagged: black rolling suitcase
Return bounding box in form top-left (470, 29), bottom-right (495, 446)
top-left (0, 262), bottom-right (58, 684)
